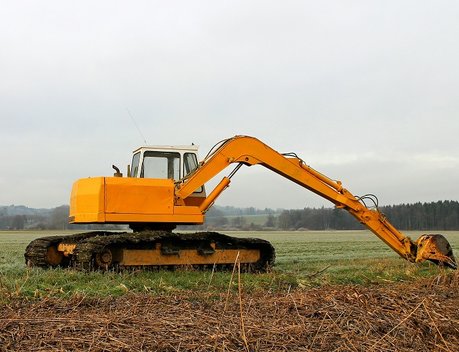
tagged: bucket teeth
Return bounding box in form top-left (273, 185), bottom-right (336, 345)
top-left (415, 234), bottom-right (457, 269)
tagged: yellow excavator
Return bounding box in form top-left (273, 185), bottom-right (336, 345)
top-left (25, 135), bottom-right (457, 271)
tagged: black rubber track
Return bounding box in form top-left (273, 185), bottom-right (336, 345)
top-left (24, 231), bottom-right (275, 272)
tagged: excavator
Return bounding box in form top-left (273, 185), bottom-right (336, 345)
top-left (25, 135), bottom-right (457, 271)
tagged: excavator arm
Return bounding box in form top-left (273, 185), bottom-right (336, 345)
top-left (176, 136), bottom-right (457, 269)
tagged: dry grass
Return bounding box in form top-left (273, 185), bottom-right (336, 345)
top-left (0, 271), bottom-right (458, 352)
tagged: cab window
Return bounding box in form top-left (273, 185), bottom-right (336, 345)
top-left (131, 152), bottom-right (141, 177)
top-left (184, 152), bottom-right (203, 193)
top-left (141, 151), bottom-right (180, 179)
top-left (184, 153), bottom-right (199, 176)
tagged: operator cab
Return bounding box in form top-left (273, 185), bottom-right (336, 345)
top-left (130, 145), bottom-right (200, 180)
top-left (130, 145), bottom-right (205, 202)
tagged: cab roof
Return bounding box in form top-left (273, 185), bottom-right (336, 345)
top-left (132, 145), bottom-right (199, 154)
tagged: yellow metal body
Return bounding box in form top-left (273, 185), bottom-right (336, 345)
top-left (68, 135), bottom-right (456, 268)
top-left (57, 243), bottom-right (77, 256)
top-left (70, 177), bottom-right (204, 225)
top-left (120, 245), bottom-right (260, 266)
top-left (55, 241), bottom-right (259, 266)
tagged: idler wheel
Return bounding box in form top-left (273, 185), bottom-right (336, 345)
top-left (95, 248), bottom-right (113, 270)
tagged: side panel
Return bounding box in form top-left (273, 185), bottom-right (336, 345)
top-left (70, 177), bottom-right (204, 224)
top-left (105, 177), bottom-right (174, 215)
top-left (69, 177), bottom-right (106, 223)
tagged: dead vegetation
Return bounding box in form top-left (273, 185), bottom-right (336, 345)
top-left (0, 272), bottom-right (458, 352)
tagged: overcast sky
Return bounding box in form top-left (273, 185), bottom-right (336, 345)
top-left (1, 1), bottom-right (458, 210)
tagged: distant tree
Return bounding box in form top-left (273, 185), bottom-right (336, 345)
top-left (231, 216), bottom-right (246, 228)
top-left (11, 215), bottom-right (26, 230)
top-left (278, 210), bottom-right (293, 230)
top-left (264, 214), bottom-right (276, 228)
top-left (49, 205), bottom-right (70, 230)
top-left (209, 216), bottom-right (228, 228)
top-left (204, 207), bottom-right (229, 228)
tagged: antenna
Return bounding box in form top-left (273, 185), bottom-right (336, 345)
top-left (126, 108), bottom-right (148, 145)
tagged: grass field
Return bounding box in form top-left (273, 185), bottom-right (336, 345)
top-left (0, 230), bottom-right (458, 300)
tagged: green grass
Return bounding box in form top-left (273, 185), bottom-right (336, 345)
top-left (0, 230), bottom-right (457, 301)
top-left (242, 230), bottom-right (459, 285)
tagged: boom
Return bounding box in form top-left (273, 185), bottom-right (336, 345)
top-left (176, 136), bottom-right (456, 268)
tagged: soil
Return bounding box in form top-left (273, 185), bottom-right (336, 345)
top-left (1, 273), bottom-right (458, 351)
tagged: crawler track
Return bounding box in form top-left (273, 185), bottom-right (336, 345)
top-left (25, 231), bottom-right (275, 272)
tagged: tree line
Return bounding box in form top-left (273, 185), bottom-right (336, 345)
top-left (0, 205), bottom-right (72, 230)
top-left (1, 200), bottom-right (458, 231)
top-left (0, 205), bottom-right (122, 230)
top-left (273, 200), bottom-right (459, 231)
